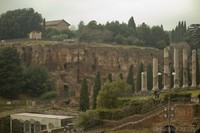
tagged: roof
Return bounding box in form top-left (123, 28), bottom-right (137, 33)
top-left (46, 19), bottom-right (70, 26)
top-left (11, 113), bottom-right (74, 120)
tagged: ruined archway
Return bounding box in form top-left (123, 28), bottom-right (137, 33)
top-left (163, 125), bottom-right (176, 133)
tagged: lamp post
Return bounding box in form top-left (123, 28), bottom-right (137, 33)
top-left (164, 72), bottom-right (175, 133)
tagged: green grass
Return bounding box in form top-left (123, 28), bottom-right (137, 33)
top-left (178, 89), bottom-right (200, 96)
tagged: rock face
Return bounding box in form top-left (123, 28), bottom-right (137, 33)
top-left (1, 41), bottom-right (164, 103)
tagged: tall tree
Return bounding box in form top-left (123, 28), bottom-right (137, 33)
top-left (0, 47), bottom-right (23, 99)
top-left (107, 73), bottom-right (112, 82)
top-left (42, 18), bottom-right (46, 38)
top-left (189, 24), bottom-right (200, 49)
top-left (92, 71), bottom-right (101, 109)
top-left (128, 16), bottom-right (136, 34)
top-left (196, 50), bottom-right (200, 85)
top-left (0, 8), bottom-right (42, 39)
top-left (126, 64), bottom-right (135, 92)
top-left (147, 64), bottom-right (153, 91)
top-left (136, 63), bottom-right (144, 92)
top-left (79, 78), bottom-right (89, 112)
top-left (119, 73), bottom-right (123, 80)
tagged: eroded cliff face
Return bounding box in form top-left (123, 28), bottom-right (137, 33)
top-left (1, 41), bottom-right (163, 104)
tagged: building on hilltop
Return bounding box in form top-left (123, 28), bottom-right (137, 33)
top-left (46, 19), bottom-right (70, 31)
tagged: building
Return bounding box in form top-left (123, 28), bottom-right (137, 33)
top-left (29, 31), bottom-right (42, 40)
top-left (10, 113), bottom-right (74, 133)
top-left (46, 19), bottom-right (70, 31)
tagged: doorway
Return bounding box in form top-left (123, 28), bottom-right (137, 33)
top-left (163, 125), bottom-right (176, 133)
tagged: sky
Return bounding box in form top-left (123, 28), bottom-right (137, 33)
top-left (0, 0), bottom-right (199, 30)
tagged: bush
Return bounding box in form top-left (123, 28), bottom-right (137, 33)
top-left (74, 110), bottom-right (100, 130)
top-left (163, 92), bottom-right (192, 102)
top-left (40, 91), bottom-right (57, 100)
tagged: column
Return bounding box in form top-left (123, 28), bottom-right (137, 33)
top-left (152, 58), bottom-right (159, 91)
top-left (191, 50), bottom-right (197, 88)
top-left (163, 47), bottom-right (170, 90)
top-left (141, 72), bottom-right (148, 92)
top-left (182, 49), bottom-right (189, 89)
top-left (173, 48), bottom-right (180, 89)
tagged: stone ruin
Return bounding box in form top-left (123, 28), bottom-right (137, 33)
top-left (141, 47), bottom-right (199, 92)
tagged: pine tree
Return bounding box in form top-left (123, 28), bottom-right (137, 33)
top-left (0, 47), bottom-right (23, 99)
top-left (126, 64), bottom-right (135, 92)
top-left (42, 18), bottom-right (46, 38)
top-left (79, 78), bottom-right (89, 112)
top-left (107, 73), bottom-right (112, 82)
top-left (128, 16), bottom-right (136, 34)
top-left (136, 63), bottom-right (144, 92)
top-left (119, 73), bottom-right (123, 80)
top-left (147, 64), bottom-right (153, 91)
top-left (92, 71), bottom-right (101, 109)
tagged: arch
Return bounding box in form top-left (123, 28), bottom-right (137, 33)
top-left (12, 119), bottom-right (22, 133)
top-left (163, 125), bottom-right (176, 133)
top-left (35, 121), bottom-right (41, 133)
top-left (195, 128), bottom-right (200, 133)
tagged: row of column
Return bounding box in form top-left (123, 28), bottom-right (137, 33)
top-left (141, 48), bottom-right (198, 92)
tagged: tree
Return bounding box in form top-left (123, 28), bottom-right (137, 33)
top-left (42, 18), bottom-right (46, 38)
top-left (0, 8), bottom-right (42, 39)
top-left (136, 63), bottom-right (144, 92)
top-left (128, 16), bottom-right (136, 34)
top-left (189, 24), bottom-right (200, 49)
top-left (126, 64), bottom-right (135, 92)
top-left (96, 79), bottom-right (132, 109)
top-left (92, 71), bottom-right (101, 109)
top-left (0, 47), bottom-right (23, 99)
top-left (23, 65), bottom-right (53, 97)
top-left (107, 73), bottom-right (112, 82)
top-left (79, 78), bottom-right (89, 112)
top-left (147, 64), bottom-right (153, 91)
top-left (119, 73), bottom-right (123, 80)
top-left (196, 50), bottom-right (200, 85)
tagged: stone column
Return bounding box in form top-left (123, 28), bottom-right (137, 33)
top-left (152, 58), bottom-right (159, 91)
top-left (141, 72), bottom-right (148, 92)
top-left (163, 48), bottom-right (170, 90)
top-left (182, 49), bottom-right (189, 89)
top-left (191, 50), bottom-right (197, 88)
top-left (173, 48), bottom-right (180, 89)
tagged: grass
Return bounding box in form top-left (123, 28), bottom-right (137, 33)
top-left (104, 128), bottom-right (154, 133)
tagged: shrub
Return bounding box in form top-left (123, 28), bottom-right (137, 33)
top-left (74, 110), bottom-right (100, 130)
top-left (40, 91), bottom-right (57, 100)
top-left (163, 92), bottom-right (192, 102)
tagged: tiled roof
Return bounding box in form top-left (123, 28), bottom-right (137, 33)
top-left (46, 19), bottom-right (70, 26)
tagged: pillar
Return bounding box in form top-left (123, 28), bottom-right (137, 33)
top-left (141, 72), bottom-right (148, 92)
top-left (191, 50), bottom-right (197, 88)
top-left (182, 49), bottom-right (189, 89)
top-left (163, 48), bottom-right (170, 90)
top-left (152, 58), bottom-right (159, 91)
top-left (173, 48), bottom-right (180, 89)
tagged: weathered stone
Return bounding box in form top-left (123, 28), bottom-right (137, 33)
top-left (182, 49), bottom-right (189, 89)
top-left (173, 48), bottom-right (180, 89)
top-left (163, 47), bottom-right (170, 90)
top-left (141, 72), bottom-right (148, 93)
top-left (191, 49), bottom-right (197, 88)
top-left (152, 58), bottom-right (159, 91)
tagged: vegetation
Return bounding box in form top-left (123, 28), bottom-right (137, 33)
top-left (107, 73), bottom-right (113, 82)
top-left (119, 73), bottom-right (123, 80)
top-left (96, 79), bottom-right (132, 109)
top-left (0, 47), bottom-right (23, 99)
top-left (23, 65), bottom-right (54, 97)
top-left (92, 71), bottom-right (101, 109)
top-left (74, 110), bottom-right (100, 130)
top-left (147, 64), bottom-right (153, 91)
top-left (77, 17), bottom-right (170, 49)
top-left (136, 63), bottom-right (144, 92)
top-left (0, 8), bottom-right (42, 39)
top-left (126, 64), bottom-right (135, 92)
top-left (79, 78), bottom-right (89, 112)
top-left (40, 91), bottom-right (57, 101)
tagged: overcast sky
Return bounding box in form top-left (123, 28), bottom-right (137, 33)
top-left (0, 0), bottom-right (199, 30)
